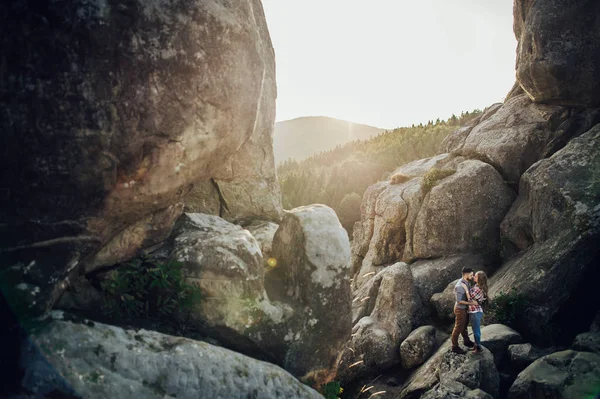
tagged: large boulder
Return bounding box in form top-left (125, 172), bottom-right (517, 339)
top-left (412, 159), bottom-right (515, 259)
top-left (350, 155), bottom-right (448, 289)
top-left (171, 213), bottom-right (286, 349)
top-left (514, 0), bottom-right (600, 107)
top-left (19, 316), bottom-right (321, 399)
top-left (492, 124), bottom-right (600, 340)
top-left (399, 340), bottom-right (499, 399)
top-left (573, 332), bottom-right (600, 355)
top-left (244, 220), bottom-right (279, 260)
top-left (351, 155), bottom-right (513, 290)
top-left (430, 280), bottom-right (458, 321)
top-left (480, 324), bottom-right (523, 367)
top-left (338, 263), bottom-right (421, 384)
top-left (508, 343), bottom-right (556, 371)
top-left (442, 94), bottom-right (600, 184)
top-left (0, 0), bottom-right (279, 312)
top-left (400, 326), bottom-right (438, 369)
top-left (266, 205), bottom-right (352, 381)
top-left (508, 350), bottom-right (600, 399)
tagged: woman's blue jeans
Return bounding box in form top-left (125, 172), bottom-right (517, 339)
top-left (470, 311), bottom-right (483, 347)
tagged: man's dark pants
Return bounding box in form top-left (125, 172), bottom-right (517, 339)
top-left (451, 306), bottom-right (470, 347)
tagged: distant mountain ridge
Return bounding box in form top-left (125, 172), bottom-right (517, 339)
top-left (273, 116), bottom-right (385, 164)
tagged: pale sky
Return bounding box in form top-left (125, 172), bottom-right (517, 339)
top-left (262, 0), bottom-right (517, 129)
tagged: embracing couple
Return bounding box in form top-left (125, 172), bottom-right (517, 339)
top-left (451, 267), bottom-right (489, 355)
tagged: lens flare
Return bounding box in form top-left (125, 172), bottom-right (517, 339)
top-left (267, 258), bottom-right (277, 268)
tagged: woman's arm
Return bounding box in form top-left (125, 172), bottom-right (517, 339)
top-left (459, 283), bottom-right (477, 305)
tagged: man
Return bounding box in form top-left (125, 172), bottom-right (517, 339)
top-left (451, 267), bottom-right (476, 354)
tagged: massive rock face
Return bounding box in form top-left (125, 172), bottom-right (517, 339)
top-left (442, 94), bottom-right (600, 185)
top-left (0, 0), bottom-right (279, 312)
top-left (19, 316), bottom-right (322, 399)
top-left (491, 124), bottom-right (600, 340)
top-left (514, 0), bottom-right (600, 107)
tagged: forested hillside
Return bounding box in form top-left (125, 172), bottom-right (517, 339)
top-left (277, 110), bottom-right (483, 233)
top-left (274, 116), bottom-right (384, 164)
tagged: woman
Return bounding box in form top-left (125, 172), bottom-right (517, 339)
top-left (460, 271), bottom-right (488, 354)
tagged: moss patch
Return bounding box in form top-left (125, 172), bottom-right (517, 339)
top-left (421, 168), bottom-right (456, 194)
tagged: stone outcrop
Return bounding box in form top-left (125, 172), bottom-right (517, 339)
top-left (399, 340), bottom-right (499, 399)
top-left (573, 332), bottom-right (600, 355)
top-left (338, 263), bottom-right (421, 384)
top-left (430, 280), bottom-right (459, 321)
top-left (400, 325), bottom-right (438, 369)
top-left (508, 343), bottom-right (556, 371)
top-left (411, 159), bottom-right (515, 259)
top-left (171, 214), bottom-right (285, 349)
top-left (266, 205), bottom-right (352, 381)
top-left (491, 125), bottom-right (600, 338)
top-left (508, 350), bottom-right (600, 399)
top-left (0, 0), bottom-right (280, 312)
top-left (244, 220), bottom-right (279, 260)
top-left (479, 324), bottom-right (523, 367)
top-left (514, 0), bottom-right (600, 107)
top-left (351, 155), bottom-right (513, 291)
top-left (442, 94), bottom-right (600, 184)
top-left (19, 316), bottom-right (321, 399)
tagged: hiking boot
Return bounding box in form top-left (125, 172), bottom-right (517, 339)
top-left (451, 346), bottom-right (466, 354)
top-left (472, 345), bottom-right (482, 354)
top-left (463, 340), bottom-right (475, 348)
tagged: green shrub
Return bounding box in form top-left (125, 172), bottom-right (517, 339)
top-left (101, 257), bottom-right (201, 322)
top-left (421, 168), bottom-right (456, 194)
top-left (321, 381), bottom-right (343, 399)
top-left (487, 288), bottom-right (529, 328)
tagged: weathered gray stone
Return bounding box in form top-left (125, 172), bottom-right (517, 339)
top-left (412, 159), bottom-right (515, 260)
top-left (441, 105), bottom-right (501, 154)
top-left (442, 94), bottom-right (600, 184)
top-left (508, 350), bottom-right (600, 399)
top-left (400, 326), bottom-right (438, 369)
top-left (351, 155), bottom-right (449, 290)
top-left (422, 381), bottom-right (494, 399)
top-left (480, 324), bottom-right (523, 366)
top-left (172, 214), bottom-right (280, 338)
top-left (573, 332), bottom-right (600, 355)
top-left (0, 0), bottom-right (279, 313)
top-left (267, 205), bottom-right (352, 381)
top-left (493, 125), bottom-right (600, 337)
top-left (183, 180), bottom-right (222, 216)
top-left (20, 317), bottom-right (321, 399)
top-left (399, 339), bottom-right (499, 399)
top-left (339, 263), bottom-right (421, 384)
top-left (244, 220), bottom-right (279, 260)
top-left (430, 280), bottom-right (459, 322)
top-left (508, 343), bottom-right (556, 371)
top-left (514, 0), bottom-right (600, 107)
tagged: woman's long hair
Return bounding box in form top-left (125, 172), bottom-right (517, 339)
top-left (476, 271), bottom-right (489, 306)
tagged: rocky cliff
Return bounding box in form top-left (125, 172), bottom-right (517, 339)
top-left (0, 0), bottom-right (281, 314)
top-left (339, 0), bottom-right (600, 396)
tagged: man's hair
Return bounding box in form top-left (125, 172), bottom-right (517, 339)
top-left (461, 267), bottom-right (473, 275)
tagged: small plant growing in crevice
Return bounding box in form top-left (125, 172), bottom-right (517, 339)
top-left (390, 173), bottom-right (411, 185)
top-left (100, 257), bottom-right (201, 326)
top-left (421, 168), bottom-right (456, 194)
top-left (321, 381), bottom-right (343, 399)
top-left (487, 288), bottom-right (529, 328)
